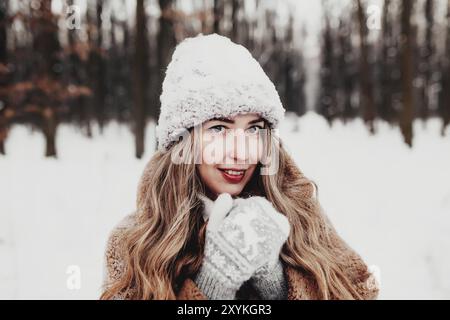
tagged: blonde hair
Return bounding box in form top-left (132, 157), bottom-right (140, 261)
top-left (100, 128), bottom-right (369, 300)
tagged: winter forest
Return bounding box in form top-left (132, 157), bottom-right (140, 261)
top-left (1, 0), bottom-right (450, 300)
top-left (0, 0), bottom-right (449, 158)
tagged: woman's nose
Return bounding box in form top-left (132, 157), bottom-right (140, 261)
top-left (225, 129), bottom-right (248, 163)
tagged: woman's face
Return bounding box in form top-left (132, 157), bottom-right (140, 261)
top-left (197, 113), bottom-right (265, 199)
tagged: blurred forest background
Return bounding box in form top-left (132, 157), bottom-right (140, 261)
top-left (0, 0), bottom-right (449, 158)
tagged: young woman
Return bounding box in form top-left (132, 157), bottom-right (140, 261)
top-left (100, 34), bottom-right (379, 300)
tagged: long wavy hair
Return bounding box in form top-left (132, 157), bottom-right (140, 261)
top-left (100, 125), bottom-right (369, 300)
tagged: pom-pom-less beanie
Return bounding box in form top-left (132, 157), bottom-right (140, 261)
top-left (156, 33), bottom-right (286, 151)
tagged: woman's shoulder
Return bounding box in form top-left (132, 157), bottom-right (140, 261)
top-left (105, 212), bottom-right (138, 253)
top-left (110, 212), bottom-right (138, 234)
top-left (103, 212), bottom-right (138, 285)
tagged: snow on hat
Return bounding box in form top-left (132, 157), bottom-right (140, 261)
top-left (156, 33), bottom-right (285, 151)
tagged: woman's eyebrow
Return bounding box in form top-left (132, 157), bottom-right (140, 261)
top-left (210, 117), bottom-right (264, 124)
top-left (248, 118), bottom-right (264, 124)
top-left (211, 117), bottom-right (234, 123)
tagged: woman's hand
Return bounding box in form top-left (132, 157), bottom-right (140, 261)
top-left (233, 196), bottom-right (290, 299)
top-left (232, 196), bottom-right (290, 271)
top-left (195, 193), bottom-right (290, 300)
top-left (194, 192), bottom-right (248, 299)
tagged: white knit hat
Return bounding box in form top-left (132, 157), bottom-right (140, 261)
top-left (156, 33), bottom-right (285, 151)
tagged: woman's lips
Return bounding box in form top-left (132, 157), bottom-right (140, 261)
top-left (218, 168), bottom-right (246, 184)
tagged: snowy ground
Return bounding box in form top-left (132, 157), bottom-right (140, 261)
top-left (0, 112), bottom-right (449, 299)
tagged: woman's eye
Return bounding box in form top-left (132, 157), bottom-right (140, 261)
top-left (209, 125), bottom-right (226, 134)
top-left (246, 125), bottom-right (263, 134)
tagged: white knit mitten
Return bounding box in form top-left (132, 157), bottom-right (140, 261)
top-left (195, 193), bottom-right (289, 300)
top-left (235, 196), bottom-right (290, 300)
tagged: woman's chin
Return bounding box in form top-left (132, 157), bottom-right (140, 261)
top-left (216, 185), bottom-right (244, 197)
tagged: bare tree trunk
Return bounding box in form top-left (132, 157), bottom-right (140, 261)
top-left (93, 0), bottom-right (106, 130)
top-left (357, 0), bottom-right (376, 133)
top-left (400, 0), bottom-right (414, 147)
top-left (67, 0), bottom-right (92, 138)
top-left (200, 0), bottom-right (208, 34)
top-left (338, 16), bottom-right (356, 121)
top-left (0, 1), bottom-right (6, 63)
top-left (96, 0), bottom-right (103, 48)
top-left (316, 3), bottom-right (338, 124)
top-left (0, 0), bottom-right (8, 155)
top-left (33, 0), bottom-right (61, 157)
top-left (43, 107), bottom-right (57, 157)
top-left (441, 0), bottom-right (450, 135)
top-left (213, 0), bottom-right (223, 34)
top-left (133, 0), bottom-right (147, 159)
top-left (157, 0), bottom-right (176, 119)
top-left (379, 0), bottom-right (397, 123)
top-left (419, 0), bottom-right (434, 121)
top-left (231, 0), bottom-right (240, 42)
